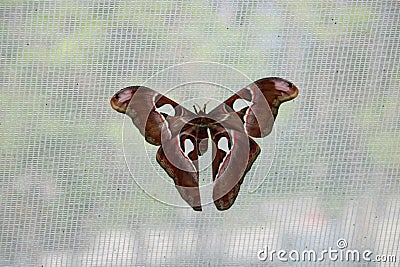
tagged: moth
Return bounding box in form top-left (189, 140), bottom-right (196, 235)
top-left (110, 77), bottom-right (298, 211)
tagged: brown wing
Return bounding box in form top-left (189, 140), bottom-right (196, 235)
top-left (209, 77), bottom-right (298, 138)
top-left (110, 86), bottom-right (195, 146)
top-left (156, 130), bottom-right (202, 211)
top-left (210, 124), bottom-right (260, 211)
top-left (111, 86), bottom-right (202, 210)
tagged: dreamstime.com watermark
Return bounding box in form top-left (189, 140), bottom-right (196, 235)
top-left (257, 239), bottom-right (397, 263)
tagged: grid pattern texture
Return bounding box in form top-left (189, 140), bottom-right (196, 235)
top-left (1, 0), bottom-right (399, 266)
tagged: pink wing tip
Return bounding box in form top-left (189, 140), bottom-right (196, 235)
top-left (272, 77), bottom-right (299, 101)
top-left (110, 87), bottom-right (136, 114)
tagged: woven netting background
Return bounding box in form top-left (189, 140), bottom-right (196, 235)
top-left (1, 1), bottom-right (399, 266)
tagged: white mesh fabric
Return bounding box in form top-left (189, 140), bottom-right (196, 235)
top-left (1, 0), bottom-right (399, 266)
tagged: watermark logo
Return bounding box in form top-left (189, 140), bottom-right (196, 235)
top-left (257, 239), bottom-right (397, 263)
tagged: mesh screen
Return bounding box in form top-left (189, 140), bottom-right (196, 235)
top-left (1, 0), bottom-right (399, 266)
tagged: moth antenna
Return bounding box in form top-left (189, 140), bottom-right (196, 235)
top-left (203, 100), bottom-right (211, 113)
top-left (193, 103), bottom-right (202, 114)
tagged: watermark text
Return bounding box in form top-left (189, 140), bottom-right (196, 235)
top-left (257, 239), bottom-right (396, 263)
